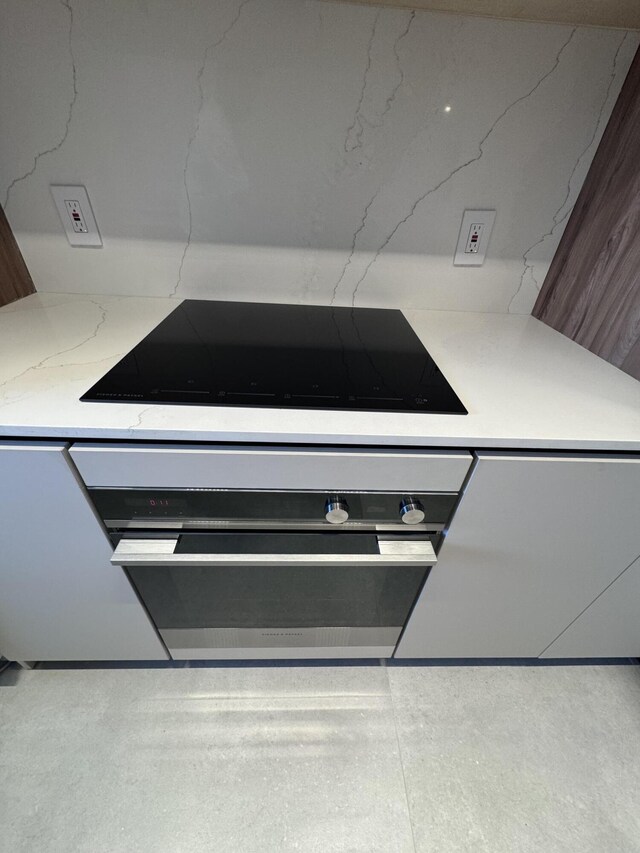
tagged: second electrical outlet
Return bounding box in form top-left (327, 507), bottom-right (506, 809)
top-left (454, 209), bottom-right (496, 266)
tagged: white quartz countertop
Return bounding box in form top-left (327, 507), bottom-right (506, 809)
top-left (0, 292), bottom-right (638, 450)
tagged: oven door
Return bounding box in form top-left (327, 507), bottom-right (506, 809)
top-left (112, 532), bottom-right (436, 659)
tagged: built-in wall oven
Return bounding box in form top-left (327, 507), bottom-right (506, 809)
top-left (72, 444), bottom-right (472, 659)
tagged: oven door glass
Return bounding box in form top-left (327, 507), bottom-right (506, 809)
top-left (116, 533), bottom-right (435, 658)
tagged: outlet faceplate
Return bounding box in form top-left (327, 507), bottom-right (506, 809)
top-left (454, 209), bottom-right (496, 266)
top-left (51, 185), bottom-right (102, 247)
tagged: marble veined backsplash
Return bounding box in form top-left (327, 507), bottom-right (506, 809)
top-left (0, 0), bottom-right (637, 313)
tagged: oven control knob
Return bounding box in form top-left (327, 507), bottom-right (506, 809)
top-left (325, 497), bottom-right (349, 524)
top-left (400, 498), bottom-right (425, 525)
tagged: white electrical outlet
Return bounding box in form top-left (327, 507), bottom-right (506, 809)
top-left (64, 199), bottom-right (88, 233)
top-left (465, 222), bottom-right (484, 253)
top-left (51, 185), bottom-right (102, 247)
top-left (454, 209), bottom-right (496, 266)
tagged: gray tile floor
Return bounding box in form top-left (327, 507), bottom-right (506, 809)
top-left (1, 663), bottom-right (640, 853)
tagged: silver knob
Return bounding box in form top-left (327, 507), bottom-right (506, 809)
top-left (400, 498), bottom-right (425, 525)
top-left (325, 496), bottom-right (349, 524)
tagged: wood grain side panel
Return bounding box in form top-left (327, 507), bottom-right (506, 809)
top-left (621, 336), bottom-right (640, 378)
top-left (0, 205), bottom-right (36, 307)
top-left (533, 47), bottom-right (640, 382)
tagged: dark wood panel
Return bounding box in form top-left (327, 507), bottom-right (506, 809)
top-left (621, 336), bottom-right (640, 379)
top-left (533, 47), bottom-right (640, 382)
top-left (0, 205), bottom-right (36, 308)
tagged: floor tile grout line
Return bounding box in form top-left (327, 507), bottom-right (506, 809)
top-left (385, 665), bottom-right (419, 853)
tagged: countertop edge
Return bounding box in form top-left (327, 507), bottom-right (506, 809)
top-left (1, 424), bottom-right (639, 452)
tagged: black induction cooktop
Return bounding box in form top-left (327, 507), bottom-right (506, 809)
top-left (81, 300), bottom-right (467, 414)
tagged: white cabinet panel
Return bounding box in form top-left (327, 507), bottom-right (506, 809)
top-left (396, 452), bottom-right (640, 658)
top-left (70, 443), bottom-right (472, 492)
top-left (0, 442), bottom-right (167, 661)
top-left (541, 554), bottom-right (640, 658)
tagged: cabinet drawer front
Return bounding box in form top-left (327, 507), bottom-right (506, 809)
top-left (396, 451), bottom-right (640, 659)
top-left (0, 441), bottom-right (167, 661)
top-left (70, 443), bottom-right (472, 492)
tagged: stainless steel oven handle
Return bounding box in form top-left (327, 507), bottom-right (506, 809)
top-left (111, 538), bottom-right (437, 567)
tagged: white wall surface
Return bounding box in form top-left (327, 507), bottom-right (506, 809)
top-left (0, 0), bottom-right (637, 313)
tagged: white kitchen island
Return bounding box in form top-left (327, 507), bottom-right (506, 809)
top-left (0, 293), bottom-right (639, 663)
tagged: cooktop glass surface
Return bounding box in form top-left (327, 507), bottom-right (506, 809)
top-left (81, 300), bottom-right (467, 414)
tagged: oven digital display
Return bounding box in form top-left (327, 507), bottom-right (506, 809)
top-left (125, 497), bottom-right (188, 511)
